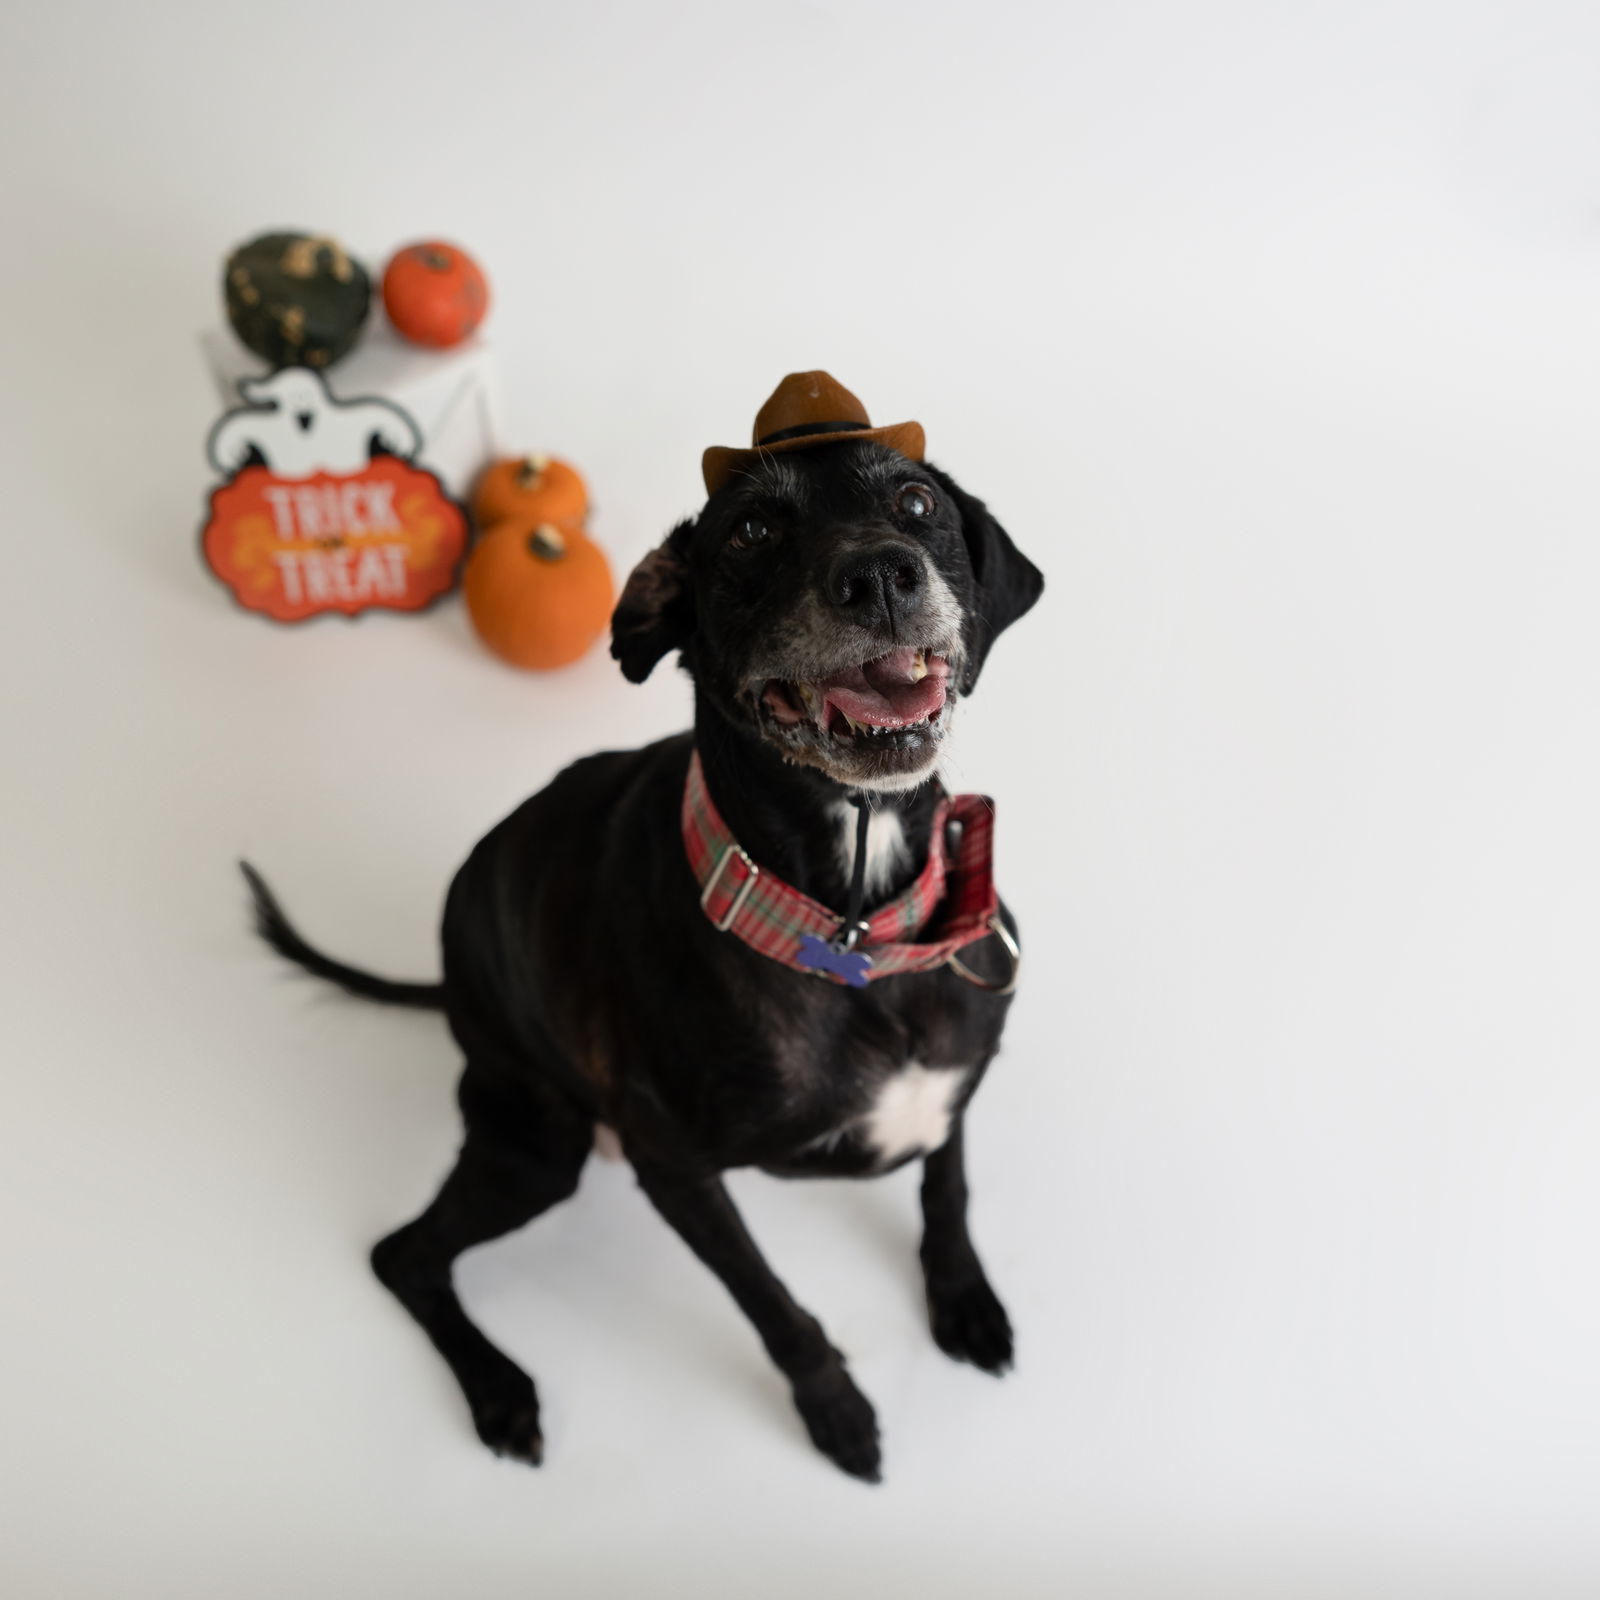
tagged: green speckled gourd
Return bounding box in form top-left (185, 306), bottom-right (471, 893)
top-left (223, 232), bottom-right (372, 370)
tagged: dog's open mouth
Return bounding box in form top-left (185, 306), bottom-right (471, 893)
top-left (759, 647), bottom-right (951, 743)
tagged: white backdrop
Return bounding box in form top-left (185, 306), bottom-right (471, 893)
top-left (3, 2), bottom-right (1598, 1596)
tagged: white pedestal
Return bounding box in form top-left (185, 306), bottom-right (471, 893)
top-left (199, 322), bottom-right (506, 500)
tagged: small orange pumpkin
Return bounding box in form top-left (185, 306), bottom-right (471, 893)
top-left (471, 453), bottom-right (588, 530)
top-left (464, 519), bottom-right (615, 670)
top-left (381, 241), bottom-right (489, 348)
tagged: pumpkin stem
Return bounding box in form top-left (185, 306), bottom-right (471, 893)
top-left (516, 453), bottom-right (549, 488)
top-left (528, 523), bottom-right (567, 561)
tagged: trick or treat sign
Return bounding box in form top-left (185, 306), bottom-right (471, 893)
top-left (200, 368), bottom-right (467, 622)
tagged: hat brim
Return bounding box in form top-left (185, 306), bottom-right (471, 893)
top-left (702, 420), bottom-right (925, 495)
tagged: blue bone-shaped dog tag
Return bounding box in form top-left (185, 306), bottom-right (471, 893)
top-left (796, 935), bottom-right (873, 988)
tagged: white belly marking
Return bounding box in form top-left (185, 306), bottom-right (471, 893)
top-left (862, 1062), bottom-right (966, 1161)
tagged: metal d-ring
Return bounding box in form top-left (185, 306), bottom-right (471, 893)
top-left (945, 914), bottom-right (1022, 996)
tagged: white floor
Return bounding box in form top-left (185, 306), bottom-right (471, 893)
top-left (4, 4), bottom-right (1599, 1596)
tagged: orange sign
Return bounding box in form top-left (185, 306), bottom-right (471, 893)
top-left (200, 368), bottom-right (468, 623)
top-left (202, 458), bottom-right (467, 622)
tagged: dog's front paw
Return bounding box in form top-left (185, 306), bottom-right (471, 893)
top-left (928, 1273), bottom-right (1014, 1375)
top-left (466, 1358), bottom-right (545, 1466)
top-left (791, 1362), bottom-right (882, 1483)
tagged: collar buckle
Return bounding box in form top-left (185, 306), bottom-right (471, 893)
top-left (700, 843), bottom-right (760, 932)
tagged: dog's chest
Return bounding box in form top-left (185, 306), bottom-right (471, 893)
top-left (851, 1060), bottom-right (967, 1162)
top-left (781, 1055), bottom-right (969, 1173)
top-left (742, 966), bottom-right (1000, 1172)
top-left (764, 993), bottom-right (974, 1168)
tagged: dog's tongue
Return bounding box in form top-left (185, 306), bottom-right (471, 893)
top-left (818, 648), bottom-right (948, 727)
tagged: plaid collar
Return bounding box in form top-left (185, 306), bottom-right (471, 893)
top-left (682, 749), bottom-right (1010, 989)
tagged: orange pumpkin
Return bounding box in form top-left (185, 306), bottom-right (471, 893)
top-left (382, 241), bottom-right (489, 348)
top-left (464, 519), bottom-right (615, 670)
top-left (471, 453), bottom-right (588, 530)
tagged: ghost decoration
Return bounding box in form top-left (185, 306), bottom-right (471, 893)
top-left (206, 368), bottom-right (422, 481)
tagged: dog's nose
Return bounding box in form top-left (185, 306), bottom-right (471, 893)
top-left (826, 542), bottom-right (925, 628)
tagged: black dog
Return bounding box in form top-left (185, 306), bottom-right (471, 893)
top-left (246, 421), bottom-right (1042, 1482)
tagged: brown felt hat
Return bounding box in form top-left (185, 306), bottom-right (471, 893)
top-left (702, 371), bottom-right (925, 494)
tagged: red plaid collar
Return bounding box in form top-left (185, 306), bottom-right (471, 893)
top-left (682, 749), bottom-right (1008, 988)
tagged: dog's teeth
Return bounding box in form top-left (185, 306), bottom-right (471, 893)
top-left (910, 649), bottom-right (928, 682)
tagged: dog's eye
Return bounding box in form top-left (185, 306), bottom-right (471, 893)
top-left (898, 485), bottom-right (936, 521)
top-left (730, 517), bottom-right (772, 551)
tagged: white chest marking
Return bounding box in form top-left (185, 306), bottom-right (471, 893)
top-left (832, 804), bottom-right (908, 899)
top-left (862, 1062), bottom-right (966, 1162)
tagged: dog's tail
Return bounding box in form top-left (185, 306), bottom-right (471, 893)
top-left (240, 861), bottom-right (446, 1011)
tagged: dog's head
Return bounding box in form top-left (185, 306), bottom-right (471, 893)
top-left (611, 440), bottom-right (1043, 791)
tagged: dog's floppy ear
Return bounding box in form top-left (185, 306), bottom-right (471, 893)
top-left (923, 464), bottom-right (1044, 690)
top-left (611, 518), bottom-right (697, 683)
